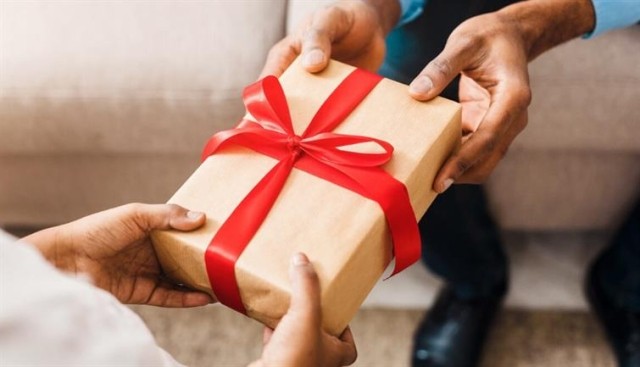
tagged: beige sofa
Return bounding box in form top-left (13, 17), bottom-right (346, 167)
top-left (1, 2), bottom-right (639, 309)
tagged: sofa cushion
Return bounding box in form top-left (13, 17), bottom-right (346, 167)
top-left (517, 27), bottom-right (640, 153)
top-left (0, 1), bottom-right (287, 155)
top-left (486, 150), bottom-right (640, 231)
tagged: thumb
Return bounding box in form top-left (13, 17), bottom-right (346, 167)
top-left (409, 38), bottom-right (477, 101)
top-left (299, 6), bottom-right (354, 73)
top-left (121, 203), bottom-right (206, 232)
top-left (287, 252), bottom-right (322, 327)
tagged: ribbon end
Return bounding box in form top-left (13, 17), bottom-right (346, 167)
top-left (384, 243), bottom-right (421, 280)
top-left (383, 267), bottom-right (402, 281)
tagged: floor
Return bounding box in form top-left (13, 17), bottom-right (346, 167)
top-left (363, 231), bottom-right (610, 310)
top-left (131, 305), bottom-right (615, 367)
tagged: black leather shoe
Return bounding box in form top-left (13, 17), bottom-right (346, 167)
top-left (412, 284), bottom-right (506, 367)
top-left (587, 258), bottom-right (640, 367)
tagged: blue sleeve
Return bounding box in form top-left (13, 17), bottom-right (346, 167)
top-left (586, 0), bottom-right (640, 37)
top-left (396, 0), bottom-right (427, 27)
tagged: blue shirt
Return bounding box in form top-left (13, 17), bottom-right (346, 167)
top-left (397, 0), bottom-right (640, 37)
top-left (588, 0), bottom-right (640, 36)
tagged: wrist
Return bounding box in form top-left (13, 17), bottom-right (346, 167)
top-left (23, 226), bottom-right (79, 274)
top-left (498, 0), bottom-right (595, 60)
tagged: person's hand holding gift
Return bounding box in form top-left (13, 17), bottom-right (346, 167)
top-left (260, 0), bottom-right (391, 77)
top-left (262, 0), bottom-right (595, 191)
top-left (23, 203), bottom-right (214, 307)
top-left (22, 204), bottom-right (357, 366)
top-left (251, 253), bottom-right (358, 367)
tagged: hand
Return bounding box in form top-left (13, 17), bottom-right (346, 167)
top-left (250, 253), bottom-right (357, 367)
top-left (24, 203), bottom-right (213, 307)
top-left (408, 0), bottom-right (595, 192)
top-left (260, 0), bottom-right (400, 77)
top-left (408, 11), bottom-right (532, 191)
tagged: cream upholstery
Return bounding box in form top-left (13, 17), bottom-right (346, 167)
top-left (1, 1), bottom-right (286, 224)
top-left (1, 1), bottom-right (639, 232)
top-left (489, 26), bottom-right (640, 230)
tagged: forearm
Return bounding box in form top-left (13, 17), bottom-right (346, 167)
top-left (362, 0), bottom-right (401, 35)
top-left (498, 0), bottom-right (596, 60)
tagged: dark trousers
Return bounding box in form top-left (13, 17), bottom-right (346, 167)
top-left (380, 0), bottom-right (517, 299)
top-left (380, 0), bottom-right (640, 307)
top-left (597, 199), bottom-right (640, 310)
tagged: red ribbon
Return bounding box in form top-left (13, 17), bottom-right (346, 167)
top-left (201, 69), bottom-right (421, 314)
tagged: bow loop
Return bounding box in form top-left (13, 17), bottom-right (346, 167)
top-left (201, 125), bottom-right (291, 161)
top-left (243, 76), bottom-right (294, 135)
top-left (300, 133), bottom-right (394, 167)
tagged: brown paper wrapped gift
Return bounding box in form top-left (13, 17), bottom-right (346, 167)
top-left (151, 59), bottom-right (461, 335)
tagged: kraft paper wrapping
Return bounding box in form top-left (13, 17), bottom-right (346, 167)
top-left (151, 59), bottom-right (461, 335)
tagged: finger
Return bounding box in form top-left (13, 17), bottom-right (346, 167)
top-left (338, 326), bottom-right (358, 365)
top-left (456, 112), bottom-right (528, 184)
top-left (145, 284), bottom-right (214, 308)
top-left (323, 327), bottom-right (358, 367)
top-left (260, 36), bottom-right (301, 78)
top-left (433, 84), bottom-right (531, 192)
top-left (340, 326), bottom-right (355, 345)
top-left (122, 203), bottom-right (206, 232)
top-left (409, 36), bottom-right (478, 101)
top-left (299, 6), bottom-right (353, 73)
top-left (288, 252), bottom-right (321, 327)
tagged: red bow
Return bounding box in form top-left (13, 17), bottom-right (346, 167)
top-left (201, 69), bottom-right (421, 314)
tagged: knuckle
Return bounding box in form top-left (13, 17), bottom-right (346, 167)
top-left (303, 27), bottom-right (326, 44)
top-left (508, 82), bottom-right (532, 109)
top-left (451, 32), bottom-right (477, 51)
top-left (123, 202), bottom-right (144, 216)
top-left (517, 85), bottom-right (533, 107)
top-left (486, 136), bottom-right (498, 153)
top-left (122, 202), bottom-right (148, 229)
top-left (319, 5), bottom-right (350, 30)
top-left (285, 43), bottom-right (300, 60)
top-left (166, 203), bottom-right (183, 215)
top-left (454, 157), bottom-right (471, 175)
top-left (429, 57), bottom-right (453, 79)
top-left (478, 130), bottom-right (498, 153)
top-left (322, 5), bottom-right (345, 20)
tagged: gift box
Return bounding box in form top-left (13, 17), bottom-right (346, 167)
top-left (151, 58), bottom-right (460, 335)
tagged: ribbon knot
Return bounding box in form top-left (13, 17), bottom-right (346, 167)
top-left (200, 69), bottom-right (421, 315)
top-left (286, 135), bottom-right (303, 158)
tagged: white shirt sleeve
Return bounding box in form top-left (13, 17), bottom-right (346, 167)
top-left (0, 230), bottom-right (184, 367)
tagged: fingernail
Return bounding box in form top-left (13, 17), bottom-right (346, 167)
top-left (303, 49), bottom-right (324, 67)
top-left (291, 252), bottom-right (309, 266)
top-left (187, 211), bottom-right (204, 220)
top-left (409, 76), bottom-right (433, 96)
top-left (440, 179), bottom-right (454, 193)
